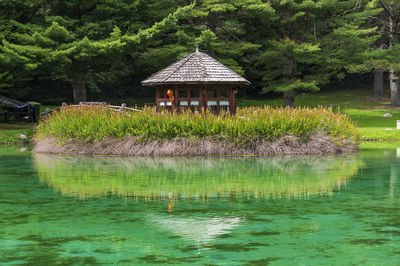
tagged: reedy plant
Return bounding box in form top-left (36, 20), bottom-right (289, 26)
top-left (36, 105), bottom-right (360, 145)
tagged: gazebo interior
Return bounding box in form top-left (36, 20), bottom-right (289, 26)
top-left (156, 85), bottom-right (234, 114)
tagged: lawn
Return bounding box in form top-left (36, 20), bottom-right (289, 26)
top-left (0, 123), bottom-right (34, 144)
top-left (0, 105), bottom-right (58, 144)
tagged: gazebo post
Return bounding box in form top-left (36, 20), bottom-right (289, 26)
top-left (155, 87), bottom-right (160, 112)
top-left (233, 87), bottom-right (237, 115)
top-left (217, 90), bottom-right (221, 114)
top-left (174, 84), bottom-right (179, 112)
top-left (229, 87), bottom-right (234, 115)
top-left (169, 86), bottom-right (174, 114)
top-left (200, 85), bottom-right (204, 113)
top-left (188, 87), bottom-right (191, 110)
top-left (203, 86), bottom-right (207, 113)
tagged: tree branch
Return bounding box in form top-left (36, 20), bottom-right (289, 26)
top-left (378, 0), bottom-right (395, 18)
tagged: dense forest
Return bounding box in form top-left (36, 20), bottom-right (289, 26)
top-left (0, 0), bottom-right (399, 106)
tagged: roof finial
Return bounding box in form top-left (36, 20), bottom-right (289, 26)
top-left (194, 42), bottom-right (199, 52)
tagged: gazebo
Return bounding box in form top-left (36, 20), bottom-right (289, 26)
top-left (141, 48), bottom-right (250, 115)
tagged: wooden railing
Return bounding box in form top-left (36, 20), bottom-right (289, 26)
top-left (0, 110), bottom-right (32, 122)
top-left (0, 105), bottom-right (38, 122)
top-left (40, 102), bottom-right (141, 118)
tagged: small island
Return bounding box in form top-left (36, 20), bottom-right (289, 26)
top-left (33, 104), bottom-right (359, 156)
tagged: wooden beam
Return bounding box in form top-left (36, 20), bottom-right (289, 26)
top-left (233, 86), bottom-right (237, 115)
top-left (188, 87), bottom-right (191, 108)
top-left (200, 86), bottom-right (204, 113)
top-left (216, 89), bottom-right (220, 114)
top-left (174, 84), bottom-right (179, 112)
top-left (229, 87), bottom-right (234, 115)
top-left (155, 87), bottom-right (160, 112)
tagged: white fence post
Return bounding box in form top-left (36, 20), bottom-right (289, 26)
top-left (45, 108), bottom-right (50, 118)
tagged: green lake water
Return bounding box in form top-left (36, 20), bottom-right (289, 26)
top-left (1, 146), bottom-right (400, 265)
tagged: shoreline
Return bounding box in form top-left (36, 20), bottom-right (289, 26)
top-left (33, 135), bottom-right (358, 156)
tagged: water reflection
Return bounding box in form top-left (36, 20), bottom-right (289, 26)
top-left (148, 214), bottom-right (241, 245)
top-left (6, 147), bottom-right (400, 264)
top-left (33, 154), bottom-right (363, 200)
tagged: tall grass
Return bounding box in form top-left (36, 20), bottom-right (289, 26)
top-left (36, 105), bottom-right (360, 144)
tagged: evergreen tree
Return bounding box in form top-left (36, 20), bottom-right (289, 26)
top-left (1, 21), bottom-right (125, 103)
top-left (372, 10), bottom-right (388, 97)
top-left (365, 0), bottom-right (400, 105)
top-left (0, 0), bottom-right (396, 105)
top-left (0, 0), bottom-right (48, 98)
top-left (0, 0), bottom-right (192, 103)
top-left (258, 0), bottom-right (379, 107)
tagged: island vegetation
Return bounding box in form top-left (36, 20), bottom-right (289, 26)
top-left (33, 104), bottom-right (359, 155)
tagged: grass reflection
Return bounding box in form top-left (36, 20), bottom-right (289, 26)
top-left (33, 154), bottom-right (363, 200)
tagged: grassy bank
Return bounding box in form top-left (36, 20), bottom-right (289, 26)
top-left (0, 123), bottom-right (34, 144)
top-left (34, 105), bottom-right (359, 155)
top-left (0, 105), bottom-right (53, 144)
top-left (239, 89), bottom-right (400, 142)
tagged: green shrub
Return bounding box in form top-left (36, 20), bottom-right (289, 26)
top-left (36, 105), bottom-right (360, 145)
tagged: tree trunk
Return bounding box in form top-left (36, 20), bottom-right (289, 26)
top-left (373, 69), bottom-right (384, 97)
top-left (388, 14), bottom-right (399, 105)
top-left (283, 91), bottom-right (295, 108)
top-left (283, 56), bottom-right (295, 107)
top-left (71, 78), bottom-right (86, 104)
top-left (390, 69), bottom-right (400, 106)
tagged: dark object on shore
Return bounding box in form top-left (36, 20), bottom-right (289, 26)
top-left (0, 96), bottom-right (41, 122)
top-left (33, 135), bottom-right (358, 156)
top-left (141, 47), bottom-right (250, 115)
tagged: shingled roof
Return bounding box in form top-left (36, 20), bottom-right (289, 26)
top-left (141, 49), bottom-right (250, 86)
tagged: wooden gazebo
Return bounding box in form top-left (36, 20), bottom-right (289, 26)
top-left (141, 48), bottom-right (250, 115)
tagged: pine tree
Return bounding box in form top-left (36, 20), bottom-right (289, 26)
top-left (0, 0), bottom-right (193, 103)
top-left (365, 0), bottom-right (400, 105)
top-left (0, 0), bottom-right (395, 105)
top-left (258, 0), bottom-right (379, 107)
top-left (0, 0), bottom-right (47, 98)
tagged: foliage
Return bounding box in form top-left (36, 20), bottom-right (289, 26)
top-left (257, 0), bottom-right (381, 106)
top-left (0, 0), bottom-right (386, 105)
top-left (36, 105), bottom-right (360, 145)
top-left (0, 0), bottom-right (397, 112)
top-left (0, 0), bottom-right (194, 103)
top-left (0, 98), bottom-right (14, 109)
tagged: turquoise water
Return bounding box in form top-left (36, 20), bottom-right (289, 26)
top-left (1, 146), bottom-right (400, 265)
